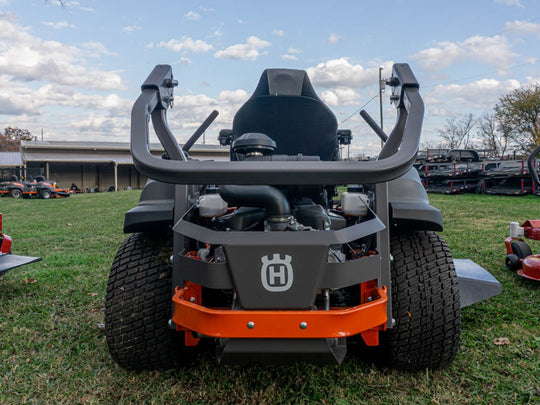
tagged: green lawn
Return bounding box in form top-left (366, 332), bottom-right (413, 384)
top-left (0, 192), bottom-right (538, 404)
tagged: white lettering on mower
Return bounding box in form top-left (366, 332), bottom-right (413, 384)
top-left (261, 254), bottom-right (293, 292)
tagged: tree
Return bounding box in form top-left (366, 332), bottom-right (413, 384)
top-left (437, 113), bottom-right (475, 149)
top-left (494, 84), bottom-right (540, 152)
top-left (476, 112), bottom-right (511, 158)
top-left (0, 127), bottom-right (33, 152)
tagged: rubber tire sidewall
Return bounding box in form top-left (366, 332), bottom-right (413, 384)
top-left (105, 232), bottom-right (181, 371)
top-left (10, 189), bottom-right (22, 198)
top-left (505, 254), bottom-right (521, 271)
top-left (40, 189), bottom-right (51, 199)
top-left (377, 231), bottom-right (461, 370)
top-left (511, 240), bottom-right (532, 259)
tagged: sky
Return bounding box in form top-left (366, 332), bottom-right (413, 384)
top-left (0, 0), bottom-right (539, 157)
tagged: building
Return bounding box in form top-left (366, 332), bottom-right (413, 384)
top-left (1, 141), bottom-right (229, 191)
top-left (0, 151), bottom-right (24, 180)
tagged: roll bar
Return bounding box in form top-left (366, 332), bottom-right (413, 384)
top-left (130, 63), bottom-right (424, 185)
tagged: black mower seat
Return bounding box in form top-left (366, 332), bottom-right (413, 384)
top-left (232, 69), bottom-right (339, 161)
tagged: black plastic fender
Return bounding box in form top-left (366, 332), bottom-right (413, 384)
top-left (123, 180), bottom-right (175, 233)
top-left (388, 168), bottom-right (443, 231)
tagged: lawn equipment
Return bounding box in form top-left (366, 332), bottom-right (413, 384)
top-left (0, 175), bottom-right (38, 198)
top-left (30, 176), bottom-right (71, 199)
top-left (105, 64), bottom-right (502, 371)
top-left (0, 175), bottom-right (70, 199)
top-left (0, 213), bottom-right (41, 275)
top-left (504, 145), bottom-right (540, 281)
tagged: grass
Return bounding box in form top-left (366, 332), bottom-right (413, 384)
top-left (0, 191), bottom-right (538, 404)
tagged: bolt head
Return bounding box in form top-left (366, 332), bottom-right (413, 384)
top-left (299, 322), bottom-right (308, 329)
top-left (247, 321), bottom-right (255, 329)
top-left (189, 297), bottom-right (196, 303)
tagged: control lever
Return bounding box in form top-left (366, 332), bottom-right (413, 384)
top-left (359, 110), bottom-right (388, 143)
top-left (182, 110), bottom-right (219, 153)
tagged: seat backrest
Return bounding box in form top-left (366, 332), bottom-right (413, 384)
top-left (232, 69), bottom-right (338, 161)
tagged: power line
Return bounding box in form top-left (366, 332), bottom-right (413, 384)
top-left (338, 94), bottom-right (378, 125)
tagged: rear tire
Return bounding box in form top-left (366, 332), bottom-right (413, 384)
top-left (39, 189), bottom-right (51, 199)
top-left (10, 189), bottom-right (22, 198)
top-left (376, 231), bottom-right (461, 370)
top-left (105, 232), bottom-right (181, 370)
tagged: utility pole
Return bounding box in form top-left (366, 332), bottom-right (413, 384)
top-left (379, 67), bottom-right (384, 148)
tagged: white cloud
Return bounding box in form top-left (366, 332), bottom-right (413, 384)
top-left (43, 20), bottom-right (76, 30)
top-left (80, 41), bottom-right (116, 57)
top-left (62, 1), bottom-right (95, 13)
top-left (426, 78), bottom-right (521, 113)
top-left (211, 29), bottom-right (223, 38)
top-left (0, 13), bottom-right (124, 90)
top-left (320, 88), bottom-right (360, 106)
top-left (306, 58), bottom-right (393, 89)
top-left (281, 47), bottom-right (301, 61)
top-left (281, 54), bottom-right (298, 61)
top-left (411, 35), bottom-right (518, 72)
top-left (69, 114), bottom-right (129, 138)
top-left (185, 11), bottom-right (201, 20)
top-left (493, 0), bottom-right (523, 7)
top-left (328, 33), bottom-right (340, 44)
top-left (505, 20), bottom-right (540, 37)
top-left (0, 73), bottom-right (131, 118)
top-left (214, 36), bottom-right (271, 61)
top-left (157, 36), bottom-right (213, 53)
top-left (272, 29), bottom-right (284, 37)
top-left (218, 89), bottom-right (248, 104)
top-left (122, 25), bottom-right (141, 33)
top-left (177, 57), bottom-right (191, 65)
top-left (168, 89), bottom-right (248, 136)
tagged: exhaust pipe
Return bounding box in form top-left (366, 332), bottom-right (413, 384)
top-left (219, 185), bottom-right (290, 230)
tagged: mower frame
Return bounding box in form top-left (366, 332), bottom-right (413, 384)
top-left (106, 63), bottom-right (502, 369)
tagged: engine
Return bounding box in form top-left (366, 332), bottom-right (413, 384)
top-left (192, 133), bottom-right (375, 309)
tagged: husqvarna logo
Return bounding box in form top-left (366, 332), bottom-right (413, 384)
top-left (261, 254), bottom-right (293, 292)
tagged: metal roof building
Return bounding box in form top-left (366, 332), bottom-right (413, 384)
top-left (1, 141), bottom-right (228, 191)
top-left (0, 152), bottom-right (24, 180)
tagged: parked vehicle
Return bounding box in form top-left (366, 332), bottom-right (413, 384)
top-left (105, 64), bottom-right (502, 371)
top-left (0, 175), bottom-right (38, 198)
top-left (30, 176), bottom-right (71, 199)
top-left (0, 175), bottom-right (70, 199)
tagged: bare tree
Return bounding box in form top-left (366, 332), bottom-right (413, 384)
top-left (437, 113), bottom-right (475, 149)
top-left (476, 112), bottom-right (511, 158)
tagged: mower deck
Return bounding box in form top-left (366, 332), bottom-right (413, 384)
top-left (0, 254), bottom-right (41, 275)
top-left (454, 259), bottom-right (503, 307)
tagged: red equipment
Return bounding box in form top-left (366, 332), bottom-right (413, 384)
top-left (0, 213), bottom-right (41, 275)
top-left (505, 220), bottom-right (540, 281)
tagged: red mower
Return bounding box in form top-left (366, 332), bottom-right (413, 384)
top-left (504, 145), bottom-right (540, 281)
top-left (0, 213), bottom-right (41, 276)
